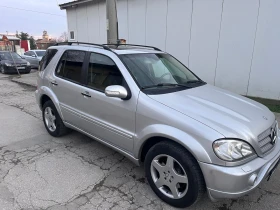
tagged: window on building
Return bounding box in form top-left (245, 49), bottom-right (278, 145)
top-left (39, 49), bottom-right (58, 71)
top-left (70, 31), bottom-right (75, 40)
top-left (56, 50), bottom-right (86, 84)
top-left (87, 53), bottom-right (124, 91)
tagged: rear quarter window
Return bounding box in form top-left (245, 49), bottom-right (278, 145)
top-left (39, 49), bottom-right (58, 71)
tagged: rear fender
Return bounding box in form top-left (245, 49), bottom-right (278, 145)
top-left (39, 86), bottom-right (64, 120)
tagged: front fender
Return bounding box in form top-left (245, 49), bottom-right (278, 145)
top-left (134, 124), bottom-right (212, 163)
top-left (37, 86), bottom-right (64, 120)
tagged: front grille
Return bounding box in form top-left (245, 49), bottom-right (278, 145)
top-left (258, 121), bottom-right (277, 154)
top-left (16, 64), bottom-right (26, 67)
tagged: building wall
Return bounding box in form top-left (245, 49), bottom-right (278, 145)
top-left (66, 0), bottom-right (280, 100)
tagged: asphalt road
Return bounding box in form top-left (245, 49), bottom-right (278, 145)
top-left (0, 73), bottom-right (280, 210)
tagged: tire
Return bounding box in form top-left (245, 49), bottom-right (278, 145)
top-left (145, 141), bottom-right (205, 208)
top-left (42, 100), bottom-right (69, 137)
top-left (1, 66), bottom-right (5, 74)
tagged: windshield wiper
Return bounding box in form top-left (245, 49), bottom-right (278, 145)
top-left (186, 80), bottom-right (205, 84)
top-left (141, 83), bottom-right (191, 90)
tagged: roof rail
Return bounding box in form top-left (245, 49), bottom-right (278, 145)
top-left (103, 44), bottom-right (162, 51)
top-left (55, 42), bottom-right (113, 52)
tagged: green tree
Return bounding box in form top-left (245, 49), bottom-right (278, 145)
top-left (16, 32), bottom-right (29, 40)
top-left (29, 36), bottom-right (37, 50)
top-left (16, 31), bottom-right (37, 49)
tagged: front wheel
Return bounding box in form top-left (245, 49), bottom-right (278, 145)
top-left (1, 66), bottom-right (5, 74)
top-left (145, 141), bottom-right (205, 208)
top-left (42, 100), bottom-right (69, 137)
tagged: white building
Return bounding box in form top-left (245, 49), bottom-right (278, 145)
top-left (60, 0), bottom-right (280, 100)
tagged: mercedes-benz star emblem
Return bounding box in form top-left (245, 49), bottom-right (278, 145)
top-left (270, 127), bottom-right (277, 144)
top-left (263, 116), bottom-right (268, 120)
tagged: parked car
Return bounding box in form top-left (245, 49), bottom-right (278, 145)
top-left (35, 43), bottom-right (280, 208)
top-left (0, 51), bottom-right (31, 74)
top-left (22, 50), bottom-right (46, 68)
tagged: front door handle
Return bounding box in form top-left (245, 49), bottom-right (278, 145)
top-left (51, 81), bottom-right (58, 86)
top-left (81, 91), bottom-right (91, 98)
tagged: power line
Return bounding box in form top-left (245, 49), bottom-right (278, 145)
top-left (0, 5), bottom-right (66, 18)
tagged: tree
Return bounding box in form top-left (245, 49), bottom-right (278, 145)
top-left (16, 32), bottom-right (29, 40)
top-left (29, 36), bottom-right (37, 50)
top-left (57, 32), bottom-right (68, 43)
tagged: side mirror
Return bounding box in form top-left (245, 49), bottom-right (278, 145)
top-left (105, 85), bottom-right (128, 99)
top-left (32, 55), bottom-right (36, 58)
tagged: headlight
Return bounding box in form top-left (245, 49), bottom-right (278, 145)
top-left (4, 63), bottom-right (12, 67)
top-left (26, 62), bottom-right (31, 66)
top-left (213, 139), bottom-right (255, 161)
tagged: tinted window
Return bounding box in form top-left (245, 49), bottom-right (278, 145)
top-left (29, 51), bottom-right (35, 56)
top-left (39, 49), bottom-right (58, 71)
top-left (87, 53), bottom-right (123, 91)
top-left (56, 50), bottom-right (85, 83)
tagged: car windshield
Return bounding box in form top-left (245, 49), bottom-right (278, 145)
top-left (119, 53), bottom-right (203, 90)
top-left (35, 51), bottom-right (46, 57)
top-left (0, 52), bottom-right (22, 60)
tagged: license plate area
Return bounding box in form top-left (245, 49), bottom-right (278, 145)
top-left (17, 67), bottom-right (25, 69)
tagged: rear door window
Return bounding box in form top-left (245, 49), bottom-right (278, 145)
top-left (56, 50), bottom-right (86, 84)
top-left (39, 49), bottom-right (58, 71)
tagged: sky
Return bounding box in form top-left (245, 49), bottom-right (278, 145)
top-left (0, 0), bottom-right (73, 39)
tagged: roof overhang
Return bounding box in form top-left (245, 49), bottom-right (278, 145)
top-left (59, 0), bottom-right (94, 9)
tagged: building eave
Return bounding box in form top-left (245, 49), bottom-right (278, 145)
top-left (59, 0), bottom-right (94, 9)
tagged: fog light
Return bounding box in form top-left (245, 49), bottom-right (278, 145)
top-left (248, 174), bottom-right (257, 186)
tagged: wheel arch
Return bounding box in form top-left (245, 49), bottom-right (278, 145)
top-left (135, 125), bottom-right (212, 164)
top-left (38, 86), bottom-right (64, 120)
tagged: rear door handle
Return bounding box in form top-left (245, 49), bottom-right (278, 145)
top-left (81, 91), bottom-right (91, 98)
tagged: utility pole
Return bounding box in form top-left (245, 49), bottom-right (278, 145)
top-left (106, 0), bottom-right (119, 44)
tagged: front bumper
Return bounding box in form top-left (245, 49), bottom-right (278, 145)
top-left (3, 66), bottom-right (31, 73)
top-left (199, 134), bottom-right (280, 201)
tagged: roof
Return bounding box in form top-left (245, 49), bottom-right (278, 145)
top-left (49, 44), bottom-right (164, 55)
top-left (0, 35), bottom-right (20, 41)
top-left (59, 0), bottom-right (94, 9)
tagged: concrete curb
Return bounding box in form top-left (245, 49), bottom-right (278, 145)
top-left (10, 71), bottom-right (38, 88)
top-left (11, 77), bottom-right (37, 88)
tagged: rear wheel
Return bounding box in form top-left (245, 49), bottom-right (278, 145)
top-left (42, 100), bottom-right (69, 137)
top-left (145, 141), bottom-right (205, 208)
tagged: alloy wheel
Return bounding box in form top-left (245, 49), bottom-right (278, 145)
top-left (150, 154), bottom-right (188, 199)
top-left (44, 107), bottom-right (57, 132)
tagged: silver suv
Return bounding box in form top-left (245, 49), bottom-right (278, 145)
top-left (36, 42), bottom-right (280, 208)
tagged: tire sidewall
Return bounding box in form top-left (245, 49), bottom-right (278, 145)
top-left (145, 142), bottom-right (201, 208)
top-left (42, 101), bottom-right (62, 137)
top-left (1, 66), bottom-right (5, 74)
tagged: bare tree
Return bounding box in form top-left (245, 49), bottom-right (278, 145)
top-left (57, 32), bottom-right (68, 42)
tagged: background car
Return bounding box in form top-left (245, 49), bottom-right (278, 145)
top-left (0, 51), bottom-right (31, 74)
top-left (22, 50), bottom-right (46, 68)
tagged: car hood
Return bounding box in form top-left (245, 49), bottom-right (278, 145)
top-left (3, 59), bottom-right (28, 65)
top-left (148, 84), bottom-right (275, 140)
